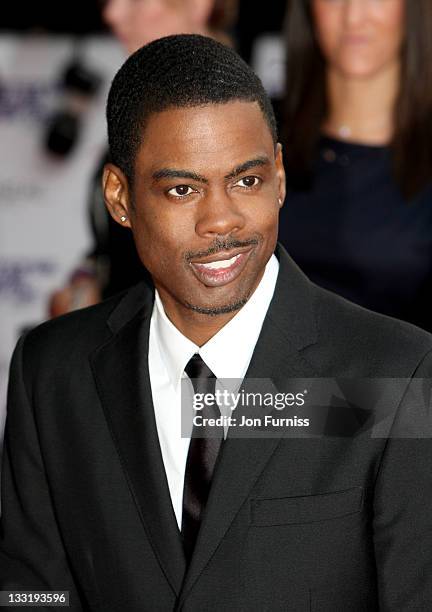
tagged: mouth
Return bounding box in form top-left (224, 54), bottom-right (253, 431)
top-left (343, 34), bottom-right (369, 46)
top-left (189, 247), bottom-right (254, 287)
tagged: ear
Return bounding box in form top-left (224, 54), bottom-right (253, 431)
top-left (102, 163), bottom-right (133, 228)
top-left (275, 143), bottom-right (286, 208)
top-left (187, 0), bottom-right (215, 28)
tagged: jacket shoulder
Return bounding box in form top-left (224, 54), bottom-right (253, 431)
top-left (311, 284), bottom-right (432, 376)
top-left (26, 292), bottom-right (123, 348)
top-left (19, 283), bottom-right (150, 376)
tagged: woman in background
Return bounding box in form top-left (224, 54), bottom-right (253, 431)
top-left (101, 0), bottom-right (237, 54)
top-left (279, 0), bottom-right (432, 331)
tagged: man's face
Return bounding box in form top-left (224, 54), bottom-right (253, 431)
top-left (105, 101), bottom-right (285, 322)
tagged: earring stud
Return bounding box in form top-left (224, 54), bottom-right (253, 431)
top-left (120, 215), bottom-right (127, 223)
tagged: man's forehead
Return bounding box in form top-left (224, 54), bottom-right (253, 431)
top-left (135, 100), bottom-right (276, 174)
top-left (142, 101), bottom-right (272, 144)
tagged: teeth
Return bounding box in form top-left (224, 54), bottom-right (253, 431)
top-left (199, 254), bottom-right (240, 270)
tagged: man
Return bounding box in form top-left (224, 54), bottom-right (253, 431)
top-left (1, 35), bottom-right (432, 611)
top-left (49, 0), bottom-right (240, 315)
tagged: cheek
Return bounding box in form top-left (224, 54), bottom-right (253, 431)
top-left (374, 0), bottom-right (405, 24)
top-left (374, 4), bottom-right (405, 55)
top-left (253, 204), bottom-right (281, 246)
top-left (241, 193), bottom-right (281, 228)
top-left (132, 4), bottom-right (187, 44)
top-left (131, 210), bottom-right (187, 270)
top-left (124, 4), bottom-right (167, 46)
top-left (312, 5), bottom-right (343, 60)
top-left (131, 17), bottom-right (156, 44)
top-left (134, 3), bottom-right (162, 25)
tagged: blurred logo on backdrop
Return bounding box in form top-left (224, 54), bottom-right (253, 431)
top-left (0, 259), bottom-right (56, 303)
top-left (0, 81), bottom-right (59, 120)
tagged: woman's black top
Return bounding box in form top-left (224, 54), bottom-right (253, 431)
top-left (278, 136), bottom-right (432, 331)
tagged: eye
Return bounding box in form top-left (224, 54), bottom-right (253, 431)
top-left (236, 176), bottom-right (261, 189)
top-left (167, 185), bottom-right (197, 198)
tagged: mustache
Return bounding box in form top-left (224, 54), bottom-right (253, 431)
top-left (184, 236), bottom-right (260, 262)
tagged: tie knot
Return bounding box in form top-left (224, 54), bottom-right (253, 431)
top-left (184, 354), bottom-right (216, 396)
top-left (185, 354), bottom-right (215, 381)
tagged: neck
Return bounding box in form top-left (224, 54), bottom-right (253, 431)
top-left (156, 280), bottom-right (250, 346)
top-left (323, 62), bottom-right (400, 145)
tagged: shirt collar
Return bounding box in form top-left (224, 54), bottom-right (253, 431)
top-left (154, 291), bottom-right (198, 388)
top-left (153, 254), bottom-right (279, 388)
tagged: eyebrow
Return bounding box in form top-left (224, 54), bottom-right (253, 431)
top-left (152, 168), bottom-right (209, 183)
top-left (224, 156), bottom-right (270, 180)
top-left (151, 156), bottom-right (271, 185)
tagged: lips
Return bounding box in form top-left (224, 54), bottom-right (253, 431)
top-left (343, 34), bottom-right (369, 46)
top-left (190, 248), bottom-right (253, 287)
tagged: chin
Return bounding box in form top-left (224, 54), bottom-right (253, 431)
top-left (336, 50), bottom-right (393, 80)
top-left (184, 292), bottom-right (250, 317)
top-left (338, 61), bottom-right (385, 80)
top-left (185, 300), bottom-right (247, 317)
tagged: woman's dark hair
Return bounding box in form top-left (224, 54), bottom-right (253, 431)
top-left (283, 0), bottom-right (432, 198)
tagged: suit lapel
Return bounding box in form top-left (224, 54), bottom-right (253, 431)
top-left (179, 246), bottom-right (319, 604)
top-left (90, 285), bottom-right (187, 596)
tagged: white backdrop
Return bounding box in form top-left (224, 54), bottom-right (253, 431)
top-left (0, 34), bottom-right (125, 448)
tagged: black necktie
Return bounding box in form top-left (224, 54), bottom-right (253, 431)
top-left (182, 354), bottom-right (224, 562)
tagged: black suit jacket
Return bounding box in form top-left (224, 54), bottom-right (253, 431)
top-left (1, 245), bottom-right (432, 611)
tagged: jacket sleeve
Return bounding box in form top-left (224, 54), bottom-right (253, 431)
top-left (373, 349), bottom-right (432, 611)
top-left (0, 334), bottom-right (85, 611)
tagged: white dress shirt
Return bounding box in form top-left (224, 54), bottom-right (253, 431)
top-left (148, 254), bottom-right (279, 529)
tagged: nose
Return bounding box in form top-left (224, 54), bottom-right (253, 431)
top-left (343, 0), bottom-right (368, 27)
top-left (195, 189), bottom-right (246, 239)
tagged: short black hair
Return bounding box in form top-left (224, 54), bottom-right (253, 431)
top-left (106, 34), bottom-right (278, 182)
